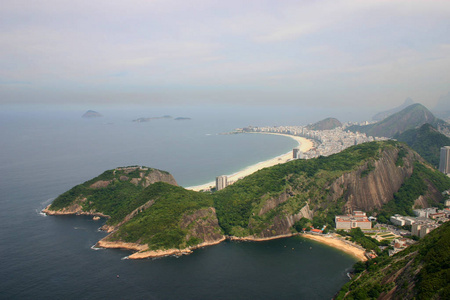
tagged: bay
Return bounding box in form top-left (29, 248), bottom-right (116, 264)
top-left (0, 106), bottom-right (357, 299)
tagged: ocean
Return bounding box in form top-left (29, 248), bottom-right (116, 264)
top-left (0, 105), bottom-right (358, 299)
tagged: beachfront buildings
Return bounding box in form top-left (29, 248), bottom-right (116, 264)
top-left (439, 146), bottom-right (450, 175)
top-left (237, 125), bottom-right (388, 160)
top-left (216, 175), bottom-right (228, 191)
top-left (335, 211), bottom-right (372, 230)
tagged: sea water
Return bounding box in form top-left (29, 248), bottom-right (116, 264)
top-left (0, 105), bottom-right (357, 299)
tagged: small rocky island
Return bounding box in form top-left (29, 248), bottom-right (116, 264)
top-left (82, 110), bottom-right (102, 118)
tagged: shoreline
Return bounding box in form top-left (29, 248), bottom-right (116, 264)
top-left (96, 233), bottom-right (367, 261)
top-left (300, 233), bottom-right (367, 261)
top-left (97, 237), bottom-right (227, 259)
top-left (186, 133), bottom-right (314, 191)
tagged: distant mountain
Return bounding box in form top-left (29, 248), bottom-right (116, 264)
top-left (432, 92), bottom-right (450, 122)
top-left (337, 221), bottom-right (450, 299)
top-left (348, 103), bottom-right (448, 138)
top-left (306, 117), bottom-right (341, 130)
top-left (395, 123), bottom-right (450, 167)
top-left (372, 98), bottom-right (414, 121)
top-left (82, 110), bottom-right (102, 118)
top-left (174, 117), bottom-right (191, 121)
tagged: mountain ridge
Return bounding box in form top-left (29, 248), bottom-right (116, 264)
top-left (348, 103), bottom-right (448, 138)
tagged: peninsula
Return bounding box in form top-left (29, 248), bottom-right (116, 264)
top-left (43, 140), bottom-right (450, 261)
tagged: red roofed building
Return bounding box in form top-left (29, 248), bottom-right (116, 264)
top-left (335, 211), bottom-right (372, 230)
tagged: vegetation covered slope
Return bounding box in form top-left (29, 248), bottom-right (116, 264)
top-left (306, 117), bottom-right (342, 130)
top-left (213, 141), bottom-right (450, 238)
top-left (349, 104), bottom-right (448, 138)
top-left (394, 123), bottom-right (450, 168)
top-left (46, 142), bottom-right (450, 253)
top-left (106, 182), bottom-right (223, 250)
top-left (336, 221), bottom-right (450, 300)
top-left (46, 166), bottom-right (177, 225)
top-left (375, 161), bottom-right (450, 223)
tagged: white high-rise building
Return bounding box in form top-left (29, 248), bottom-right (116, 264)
top-left (216, 175), bottom-right (228, 191)
top-left (439, 146), bottom-right (450, 174)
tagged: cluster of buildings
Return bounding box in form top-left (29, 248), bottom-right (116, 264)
top-left (236, 125), bottom-right (387, 159)
top-left (390, 207), bottom-right (450, 238)
top-left (335, 211), bottom-right (373, 230)
top-left (389, 238), bottom-right (415, 256)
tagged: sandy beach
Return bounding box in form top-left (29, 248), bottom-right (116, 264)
top-left (301, 233), bottom-right (367, 261)
top-left (187, 133), bottom-right (314, 191)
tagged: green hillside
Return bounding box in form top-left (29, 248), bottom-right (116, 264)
top-left (213, 141), bottom-right (385, 237)
top-left (109, 182), bottom-right (222, 250)
top-left (306, 117), bottom-right (342, 130)
top-left (48, 166), bottom-right (176, 224)
top-left (336, 221), bottom-right (450, 299)
top-left (46, 142), bottom-right (450, 254)
top-left (395, 123), bottom-right (450, 167)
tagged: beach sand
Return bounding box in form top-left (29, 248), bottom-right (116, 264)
top-left (187, 133), bottom-right (314, 191)
top-left (301, 233), bottom-right (367, 261)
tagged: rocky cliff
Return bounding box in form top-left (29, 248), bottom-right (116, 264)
top-left (214, 141), bottom-right (449, 239)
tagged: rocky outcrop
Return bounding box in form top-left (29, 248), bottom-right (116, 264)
top-left (100, 200), bottom-right (156, 232)
top-left (97, 207), bottom-right (225, 259)
top-left (180, 207), bottom-right (224, 243)
top-left (258, 191), bottom-right (291, 216)
top-left (126, 168), bottom-right (178, 187)
top-left (329, 147), bottom-right (416, 212)
top-left (43, 198), bottom-right (109, 219)
top-left (90, 180), bottom-right (111, 189)
top-left (257, 204), bottom-right (312, 238)
top-left (248, 145), bottom-right (428, 239)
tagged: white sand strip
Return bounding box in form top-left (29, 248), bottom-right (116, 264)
top-left (186, 133), bottom-right (314, 191)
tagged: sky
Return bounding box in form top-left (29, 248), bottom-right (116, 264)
top-left (1, 0), bottom-right (450, 111)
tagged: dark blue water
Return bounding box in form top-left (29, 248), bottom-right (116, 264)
top-left (0, 106), bottom-right (356, 299)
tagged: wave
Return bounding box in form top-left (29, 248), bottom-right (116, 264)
top-left (91, 244), bottom-right (103, 250)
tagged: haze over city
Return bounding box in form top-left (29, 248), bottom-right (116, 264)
top-left (1, 0), bottom-right (450, 113)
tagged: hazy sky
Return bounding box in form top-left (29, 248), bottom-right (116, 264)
top-left (1, 0), bottom-right (449, 110)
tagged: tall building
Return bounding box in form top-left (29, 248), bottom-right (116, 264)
top-left (216, 175), bottom-right (228, 191)
top-left (293, 148), bottom-right (300, 159)
top-left (439, 146), bottom-right (450, 174)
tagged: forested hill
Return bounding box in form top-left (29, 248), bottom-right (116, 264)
top-left (395, 123), bottom-right (450, 168)
top-left (213, 141), bottom-right (450, 238)
top-left (336, 221), bottom-right (450, 299)
top-left (44, 142), bottom-right (450, 256)
top-left (306, 117), bottom-right (342, 130)
top-left (348, 103), bottom-right (448, 138)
